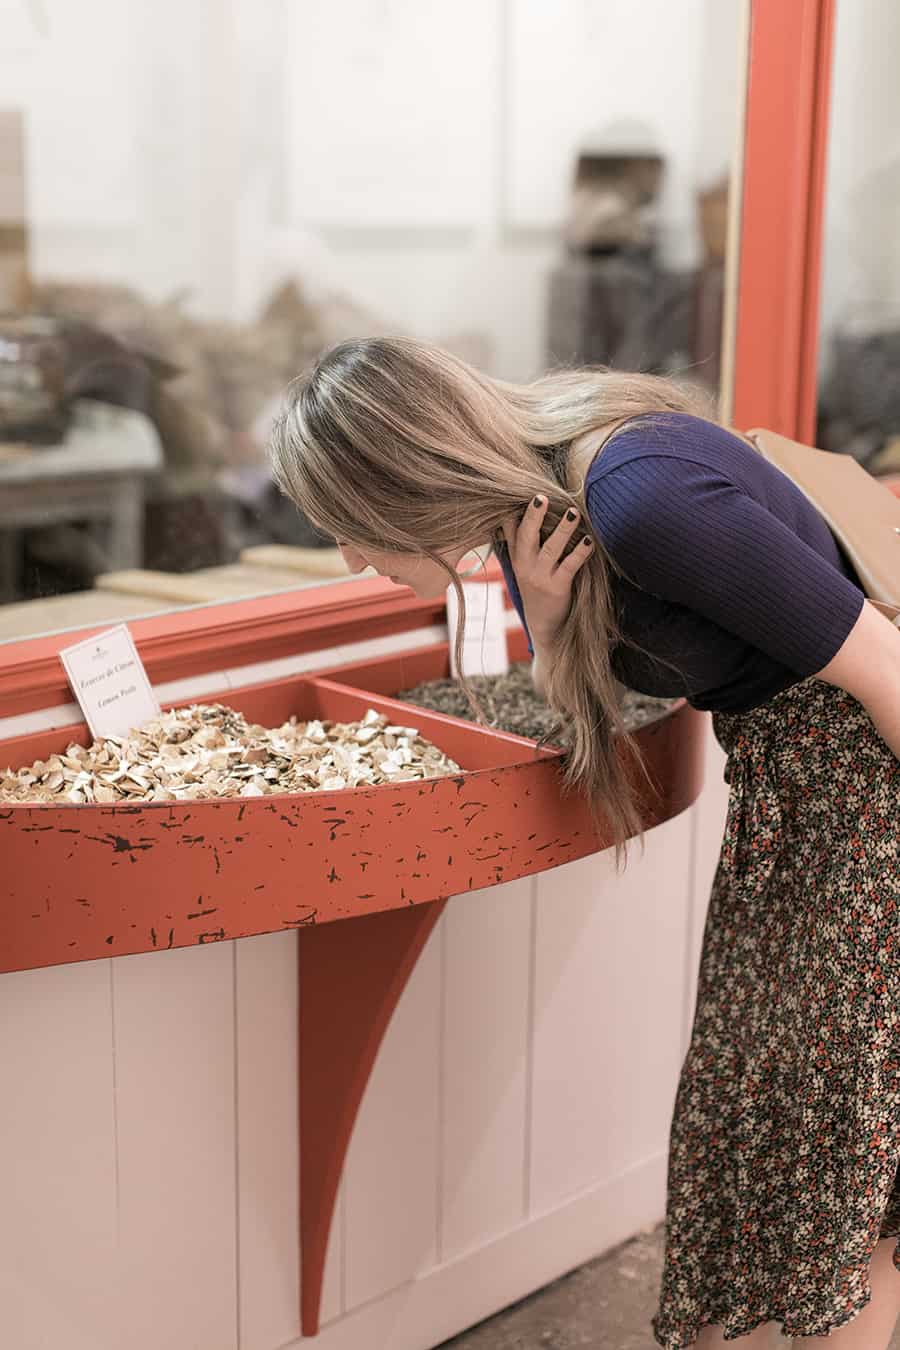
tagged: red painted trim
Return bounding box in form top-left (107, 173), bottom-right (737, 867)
top-left (797, 0), bottom-right (836, 436)
top-left (0, 659), bottom-right (704, 976)
top-left (732, 0), bottom-right (836, 440)
top-left (0, 558), bottom-right (515, 719)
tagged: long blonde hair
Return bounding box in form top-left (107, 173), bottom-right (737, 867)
top-left (269, 336), bottom-right (713, 862)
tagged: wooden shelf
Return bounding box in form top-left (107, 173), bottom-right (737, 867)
top-left (239, 544), bottom-right (353, 578)
top-left (0, 589), bottom-right (165, 642)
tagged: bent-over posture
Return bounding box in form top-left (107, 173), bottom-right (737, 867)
top-left (270, 337), bottom-right (900, 1349)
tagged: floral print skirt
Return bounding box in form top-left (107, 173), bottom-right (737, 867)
top-left (652, 676), bottom-right (900, 1346)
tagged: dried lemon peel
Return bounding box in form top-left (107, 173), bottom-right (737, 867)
top-left (0, 703), bottom-right (462, 806)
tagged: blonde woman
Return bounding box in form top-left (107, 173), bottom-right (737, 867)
top-left (270, 337), bottom-right (900, 1350)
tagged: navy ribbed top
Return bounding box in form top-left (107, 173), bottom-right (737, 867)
top-left (497, 413), bottom-right (866, 713)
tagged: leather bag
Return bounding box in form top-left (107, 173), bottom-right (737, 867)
top-left (743, 428), bottom-right (900, 627)
top-left (579, 417), bottom-right (900, 628)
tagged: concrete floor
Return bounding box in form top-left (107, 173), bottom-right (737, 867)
top-left (436, 1221), bottom-right (900, 1349)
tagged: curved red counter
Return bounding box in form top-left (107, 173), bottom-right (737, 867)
top-left (0, 618), bottom-right (706, 1337)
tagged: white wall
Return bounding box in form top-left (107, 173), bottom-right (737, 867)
top-left (273, 0), bottom-right (743, 381)
top-left (2, 0), bottom-right (743, 382)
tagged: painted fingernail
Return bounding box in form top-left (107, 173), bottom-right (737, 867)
top-left (566, 508), bottom-right (577, 522)
top-left (533, 496), bottom-right (543, 508)
top-left (582, 536), bottom-right (592, 546)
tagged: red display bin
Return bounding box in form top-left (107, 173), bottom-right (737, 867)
top-left (0, 640), bottom-right (705, 1335)
top-left (0, 643), bottom-right (703, 978)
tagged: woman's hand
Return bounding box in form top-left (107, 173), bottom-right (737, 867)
top-left (815, 599), bottom-right (900, 761)
top-left (500, 495), bottom-right (594, 649)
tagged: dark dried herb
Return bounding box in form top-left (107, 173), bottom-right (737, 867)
top-left (396, 662), bottom-right (678, 746)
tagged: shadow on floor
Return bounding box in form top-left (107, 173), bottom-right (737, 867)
top-left (435, 1222), bottom-right (900, 1350)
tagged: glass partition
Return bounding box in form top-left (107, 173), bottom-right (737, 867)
top-left (0, 0), bottom-right (746, 645)
top-left (816, 0), bottom-right (900, 483)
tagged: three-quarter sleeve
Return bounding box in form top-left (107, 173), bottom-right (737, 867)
top-left (587, 454), bottom-right (865, 679)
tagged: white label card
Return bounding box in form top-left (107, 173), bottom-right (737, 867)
top-left (445, 581), bottom-right (510, 679)
top-left (59, 624), bottom-right (161, 740)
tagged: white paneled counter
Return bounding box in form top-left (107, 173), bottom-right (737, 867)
top-left (0, 722), bottom-right (728, 1350)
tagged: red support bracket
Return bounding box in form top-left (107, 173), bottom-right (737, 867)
top-left (297, 899), bottom-right (449, 1336)
top-left (733, 0), bottom-right (836, 441)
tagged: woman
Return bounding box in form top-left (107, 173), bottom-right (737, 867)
top-left (270, 336), bottom-right (900, 1349)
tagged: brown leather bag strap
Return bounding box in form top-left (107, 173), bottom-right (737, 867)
top-left (741, 427), bottom-right (900, 626)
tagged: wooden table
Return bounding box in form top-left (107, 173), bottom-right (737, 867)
top-left (0, 398), bottom-right (163, 602)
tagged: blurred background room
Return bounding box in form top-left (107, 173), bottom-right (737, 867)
top-left (0, 0), bottom-right (742, 639)
top-left (0, 0), bottom-right (897, 640)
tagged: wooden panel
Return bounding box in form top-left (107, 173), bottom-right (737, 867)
top-left (289, 1157), bottom-right (666, 1350)
top-left (0, 590), bottom-right (164, 643)
top-left (190, 564), bottom-right (331, 595)
top-left (440, 877), bottom-right (532, 1260)
top-left (529, 811), bottom-right (693, 1215)
top-left (683, 718), bottom-right (730, 1053)
top-left (92, 568), bottom-right (261, 604)
top-left (319, 1176), bottom-right (345, 1325)
top-left (113, 941), bottom-right (238, 1350)
top-left (240, 545), bottom-right (351, 579)
top-left (94, 565), bottom-right (319, 603)
top-left (235, 930), bottom-right (301, 1350)
top-left (343, 917), bottom-right (442, 1307)
top-left (0, 959), bottom-right (118, 1350)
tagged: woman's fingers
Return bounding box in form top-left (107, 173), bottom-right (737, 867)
top-left (513, 498), bottom-right (587, 571)
top-left (504, 496), bottom-right (594, 580)
top-left (539, 505), bottom-right (585, 570)
top-left (511, 495), bottom-right (547, 557)
top-left (556, 530), bottom-right (594, 574)
top-left (500, 495), bottom-right (595, 648)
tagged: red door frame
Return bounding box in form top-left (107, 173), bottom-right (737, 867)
top-left (731, 0), bottom-right (837, 441)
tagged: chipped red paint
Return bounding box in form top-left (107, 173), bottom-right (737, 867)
top-left (0, 662), bottom-right (704, 977)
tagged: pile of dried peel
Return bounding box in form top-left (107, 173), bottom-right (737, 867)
top-left (0, 703), bottom-right (462, 806)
